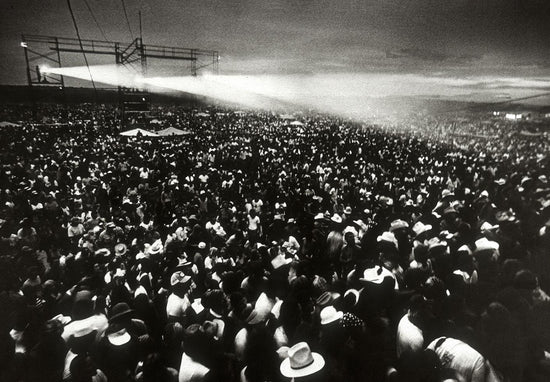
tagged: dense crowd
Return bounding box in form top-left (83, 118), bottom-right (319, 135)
top-left (0, 103), bottom-right (549, 382)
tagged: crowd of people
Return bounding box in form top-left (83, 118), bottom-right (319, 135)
top-left (0, 103), bottom-right (549, 382)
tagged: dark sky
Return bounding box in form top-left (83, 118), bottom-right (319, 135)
top-left (1, 0), bottom-right (550, 84)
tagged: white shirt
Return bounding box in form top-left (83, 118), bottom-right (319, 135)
top-left (166, 293), bottom-right (191, 318)
top-left (179, 353), bottom-right (209, 382)
top-left (427, 337), bottom-right (502, 382)
top-left (248, 215), bottom-right (260, 231)
top-left (396, 313), bottom-right (423, 357)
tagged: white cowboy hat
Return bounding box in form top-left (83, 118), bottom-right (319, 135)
top-left (359, 265), bottom-right (396, 287)
top-left (474, 237), bottom-right (499, 253)
top-left (330, 213), bottom-right (342, 224)
top-left (313, 212), bottom-right (325, 221)
top-left (377, 231), bottom-right (398, 248)
top-left (280, 342), bottom-right (325, 378)
top-left (412, 221), bottom-right (432, 237)
top-left (320, 306), bottom-right (343, 325)
top-left (389, 219), bottom-right (409, 232)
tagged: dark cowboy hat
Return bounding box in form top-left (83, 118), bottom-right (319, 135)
top-left (109, 302), bottom-right (134, 323)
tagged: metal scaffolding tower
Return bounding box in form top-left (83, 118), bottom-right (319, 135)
top-left (21, 34), bottom-right (219, 127)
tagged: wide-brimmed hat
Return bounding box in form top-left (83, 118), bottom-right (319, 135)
top-left (114, 243), bottom-right (127, 257)
top-left (280, 342), bottom-right (325, 378)
top-left (343, 206), bottom-right (352, 215)
top-left (359, 265), bottom-right (394, 285)
top-left (109, 302), bottom-right (134, 323)
top-left (389, 219), bottom-right (409, 232)
top-left (316, 291), bottom-right (333, 307)
top-left (474, 237), bottom-right (499, 253)
top-left (377, 231), bottom-right (398, 248)
top-left (320, 306), bottom-right (343, 325)
top-left (441, 189), bottom-right (455, 199)
top-left (313, 212), bottom-right (325, 221)
top-left (412, 221), bottom-right (432, 237)
top-left (94, 248), bottom-right (111, 258)
top-left (175, 257), bottom-right (192, 270)
top-left (330, 213), bottom-right (342, 224)
top-left (170, 270), bottom-right (192, 286)
top-left (147, 240), bottom-right (163, 255)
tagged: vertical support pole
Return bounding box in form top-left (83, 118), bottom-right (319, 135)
top-left (55, 37), bottom-right (65, 88)
top-left (191, 50), bottom-right (197, 76)
top-left (22, 38), bottom-right (32, 87)
top-left (115, 42), bottom-right (125, 129)
top-left (21, 35), bottom-right (36, 121)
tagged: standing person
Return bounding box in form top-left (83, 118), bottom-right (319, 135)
top-left (166, 271), bottom-right (194, 325)
top-left (247, 209), bottom-right (261, 245)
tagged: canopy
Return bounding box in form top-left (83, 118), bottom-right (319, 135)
top-left (157, 127), bottom-right (192, 136)
top-left (120, 128), bottom-right (159, 137)
top-left (0, 121), bottom-right (21, 127)
top-left (289, 120), bottom-right (304, 126)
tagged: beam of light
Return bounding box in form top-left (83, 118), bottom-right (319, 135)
top-left (44, 64), bottom-right (550, 119)
top-left (41, 64), bottom-right (145, 89)
top-left (140, 73), bottom-right (550, 117)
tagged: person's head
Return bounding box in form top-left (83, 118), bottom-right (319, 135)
top-left (72, 290), bottom-right (94, 320)
top-left (141, 352), bottom-right (171, 382)
top-left (182, 324), bottom-right (209, 363)
top-left (70, 355), bottom-right (98, 382)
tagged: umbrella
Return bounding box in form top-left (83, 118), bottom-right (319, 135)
top-left (157, 127), bottom-right (192, 136)
top-left (120, 128), bottom-right (159, 137)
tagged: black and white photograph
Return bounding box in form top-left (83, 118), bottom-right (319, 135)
top-left (1, 1), bottom-right (550, 381)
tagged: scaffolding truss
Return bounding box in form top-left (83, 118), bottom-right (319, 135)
top-left (21, 34), bottom-right (219, 127)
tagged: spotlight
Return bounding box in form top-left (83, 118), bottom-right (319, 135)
top-left (39, 65), bottom-right (51, 73)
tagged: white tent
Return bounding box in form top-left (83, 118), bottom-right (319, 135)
top-left (157, 127), bottom-right (192, 136)
top-left (120, 128), bottom-right (159, 137)
top-left (289, 120), bottom-right (304, 126)
top-left (0, 121), bottom-right (21, 127)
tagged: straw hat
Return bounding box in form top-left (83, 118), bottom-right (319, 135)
top-left (280, 342), bottom-right (325, 378)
